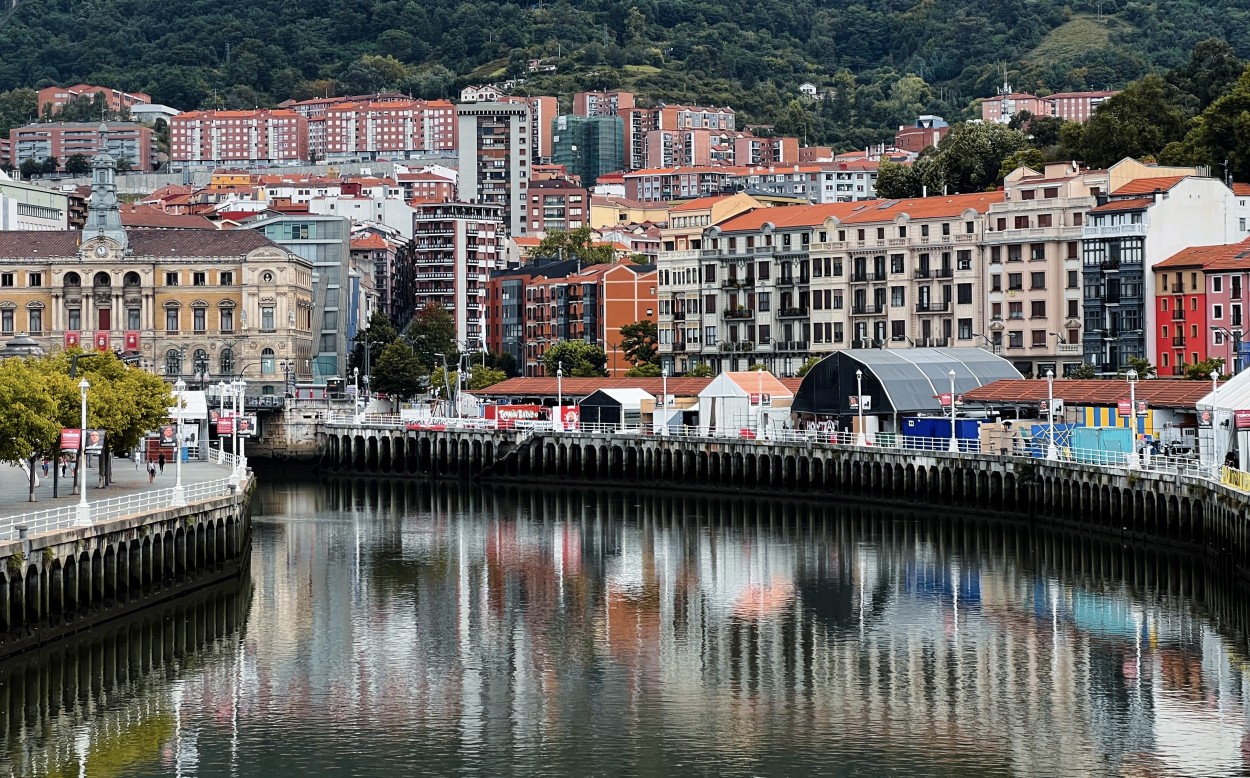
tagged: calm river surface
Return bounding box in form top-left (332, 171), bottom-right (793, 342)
top-left (3, 478), bottom-right (1250, 777)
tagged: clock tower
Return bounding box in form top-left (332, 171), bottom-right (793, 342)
top-left (83, 123), bottom-right (128, 253)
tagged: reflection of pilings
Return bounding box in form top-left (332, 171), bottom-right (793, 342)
top-left (0, 565), bottom-right (253, 777)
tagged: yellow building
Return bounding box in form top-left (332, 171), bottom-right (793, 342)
top-left (589, 195), bottom-right (672, 230)
top-left (0, 150), bottom-right (314, 395)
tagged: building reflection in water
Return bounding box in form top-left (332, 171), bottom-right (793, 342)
top-left (4, 478), bottom-right (1250, 776)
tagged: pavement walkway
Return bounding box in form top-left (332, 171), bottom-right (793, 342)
top-left (0, 455), bottom-right (234, 521)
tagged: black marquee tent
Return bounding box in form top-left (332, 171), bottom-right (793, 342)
top-left (792, 348), bottom-right (1022, 423)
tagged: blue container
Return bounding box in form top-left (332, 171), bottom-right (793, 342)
top-left (902, 417), bottom-right (980, 451)
top-left (1069, 426), bottom-right (1133, 465)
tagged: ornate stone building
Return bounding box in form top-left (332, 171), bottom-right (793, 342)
top-left (0, 145), bottom-right (315, 394)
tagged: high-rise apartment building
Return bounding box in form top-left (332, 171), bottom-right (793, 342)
top-left (170, 109), bottom-right (309, 167)
top-left (411, 202), bottom-right (504, 349)
top-left (456, 103), bottom-right (530, 236)
top-left (551, 115), bottom-right (626, 187)
top-left (322, 99), bottom-right (456, 162)
top-left (573, 91), bottom-right (636, 117)
top-left (9, 121), bottom-right (155, 171)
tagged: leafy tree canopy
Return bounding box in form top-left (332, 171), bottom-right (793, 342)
top-left (619, 320), bottom-right (658, 367)
top-left (797, 356), bottom-right (823, 378)
top-left (688, 363), bottom-right (714, 378)
top-left (543, 341), bottom-right (608, 377)
top-left (371, 340), bottom-right (424, 400)
top-left (406, 303), bottom-right (456, 372)
top-left (625, 362), bottom-right (661, 377)
top-left (529, 226), bottom-right (616, 265)
top-left (349, 310), bottom-right (398, 376)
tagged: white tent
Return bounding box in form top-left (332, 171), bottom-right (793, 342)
top-left (1196, 372), bottom-right (1250, 469)
top-left (698, 372), bottom-right (794, 437)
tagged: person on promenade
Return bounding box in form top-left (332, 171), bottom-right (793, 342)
top-left (158, 452), bottom-right (166, 473)
top-left (148, 461), bottom-right (156, 483)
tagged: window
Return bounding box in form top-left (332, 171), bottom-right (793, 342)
top-left (28, 273), bottom-right (42, 287)
top-left (261, 306), bottom-right (275, 332)
top-left (1214, 304), bottom-right (1224, 320)
top-left (942, 223), bottom-right (951, 236)
top-left (193, 272), bottom-right (207, 286)
top-left (165, 272), bottom-right (179, 286)
top-left (1032, 330), bottom-right (1047, 347)
top-left (221, 309), bottom-right (234, 332)
top-left (957, 250), bottom-right (971, 270)
top-left (1008, 331), bottom-right (1023, 348)
top-left (704, 326), bottom-right (717, 343)
top-left (890, 254), bottom-right (904, 274)
top-left (1031, 300), bottom-right (1046, 318)
top-left (703, 264), bottom-right (716, 283)
top-left (1067, 300), bottom-right (1079, 318)
top-left (262, 271), bottom-right (274, 283)
top-left (965, 221), bottom-right (974, 234)
top-left (898, 226), bottom-right (907, 238)
top-left (165, 308), bottom-right (179, 332)
top-left (833, 322), bottom-right (844, 342)
top-left (991, 246), bottom-right (1001, 264)
top-left (1037, 214), bottom-right (1053, 228)
top-left (991, 274), bottom-right (1002, 292)
top-left (891, 320), bottom-right (906, 340)
top-left (833, 291), bottom-right (843, 309)
top-left (1008, 245), bottom-right (1022, 262)
top-left (261, 348), bottom-right (276, 375)
top-left (1031, 272), bottom-right (1046, 290)
top-left (957, 284), bottom-right (972, 305)
top-left (758, 292), bottom-right (770, 312)
top-left (27, 308), bottom-right (41, 333)
top-left (1008, 273), bottom-right (1023, 290)
top-left (1214, 276), bottom-right (1224, 293)
top-left (958, 319), bottom-right (973, 339)
top-left (219, 348), bottom-right (235, 375)
top-left (193, 308), bottom-right (206, 333)
top-left (1215, 331), bottom-right (1225, 345)
top-left (891, 287), bottom-right (905, 307)
top-left (757, 261), bottom-right (770, 280)
top-left (921, 225), bottom-right (930, 237)
top-left (1021, 189), bottom-right (1036, 201)
top-left (68, 308), bottom-right (81, 330)
top-left (992, 303), bottom-right (1002, 320)
top-left (1067, 270), bottom-right (1078, 289)
top-left (1009, 302), bottom-right (1023, 319)
top-left (1014, 216), bottom-right (1029, 229)
top-left (0, 274), bottom-right (12, 287)
top-left (165, 349), bottom-right (181, 376)
top-left (220, 271), bottom-right (234, 286)
top-left (0, 309), bottom-right (11, 333)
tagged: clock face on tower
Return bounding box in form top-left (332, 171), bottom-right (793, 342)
top-left (94, 243), bottom-right (108, 257)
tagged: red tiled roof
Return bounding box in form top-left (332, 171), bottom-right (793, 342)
top-left (1233, 183), bottom-right (1250, 196)
top-left (716, 202), bottom-right (866, 232)
top-left (474, 376), bottom-right (714, 398)
top-left (962, 379), bottom-right (1216, 409)
top-left (1155, 238), bottom-right (1250, 270)
top-left (350, 234), bottom-right (389, 250)
top-left (669, 195), bottom-right (734, 212)
top-left (120, 203), bottom-right (216, 229)
top-left (839, 191), bottom-right (1003, 223)
top-left (1111, 176), bottom-right (1186, 196)
top-left (0, 228), bottom-right (284, 259)
top-left (1091, 197), bottom-right (1153, 213)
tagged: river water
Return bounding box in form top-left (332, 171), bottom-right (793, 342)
top-left (3, 478), bottom-right (1250, 777)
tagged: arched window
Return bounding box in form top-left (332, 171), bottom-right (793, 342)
top-left (165, 348), bottom-right (182, 376)
top-left (261, 348), bottom-right (275, 375)
top-left (63, 272), bottom-right (81, 286)
top-left (219, 347), bottom-right (234, 376)
top-left (93, 272), bottom-right (111, 287)
top-left (193, 348), bottom-right (209, 377)
top-left (124, 271), bottom-right (141, 286)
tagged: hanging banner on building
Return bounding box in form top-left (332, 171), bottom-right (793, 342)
top-left (64, 331), bottom-right (80, 348)
top-left (848, 395), bottom-right (872, 411)
top-left (483, 404), bottom-right (544, 429)
top-left (159, 424), bottom-right (177, 446)
top-left (1198, 408), bottom-right (1214, 428)
top-left (124, 331), bottom-right (140, 350)
top-left (60, 428), bottom-right (81, 451)
top-left (1236, 409), bottom-right (1250, 429)
top-left (83, 429), bottom-right (105, 453)
top-left (94, 332), bottom-right (109, 352)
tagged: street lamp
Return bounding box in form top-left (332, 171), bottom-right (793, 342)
top-left (555, 361), bottom-right (564, 432)
top-left (855, 368), bottom-right (867, 446)
top-left (1211, 326), bottom-right (1243, 375)
top-left (172, 379), bottom-right (187, 506)
top-left (1212, 369), bottom-right (1220, 397)
top-left (1126, 367), bottom-right (1139, 468)
top-left (233, 379), bottom-right (246, 482)
top-left (948, 369), bottom-right (958, 453)
top-left (353, 366), bottom-right (361, 422)
top-left (661, 365), bottom-right (669, 437)
top-left (75, 378), bottom-right (91, 526)
top-left (1046, 369), bottom-right (1058, 461)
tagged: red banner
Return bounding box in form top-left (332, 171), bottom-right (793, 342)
top-left (558, 405), bottom-right (580, 430)
top-left (64, 331), bottom-right (80, 348)
top-left (1236, 409), bottom-right (1250, 429)
top-left (60, 428), bottom-right (81, 451)
top-left (483, 404), bottom-right (544, 429)
top-left (94, 332), bottom-right (109, 352)
top-left (124, 330), bottom-right (139, 350)
top-left (216, 417), bottom-right (235, 435)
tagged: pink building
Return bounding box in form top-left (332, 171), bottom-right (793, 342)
top-left (573, 91), bottom-right (637, 117)
top-left (37, 84), bottom-right (151, 116)
top-left (654, 104), bottom-right (736, 131)
top-left (322, 99), bottom-right (456, 162)
top-left (732, 135), bottom-right (798, 167)
top-left (645, 129), bottom-right (714, 168)
top-left (170, 109), bottom-right (309, 166)
top-left (981, 92), bottom-right (1049, 124)
top-left (1046, 91), bottom-right (1119, 122)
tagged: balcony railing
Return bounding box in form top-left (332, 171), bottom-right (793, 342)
top-left (777, 307), bottom-right (809, 318)
top-left (723, 308), bottom-right (754, 320)
top-left (915, 301), bottom-right (950, 313)
top-left (1173, 335), bottom-right (1186, 347)
top-left (851, 303), bottom-right (884, 315)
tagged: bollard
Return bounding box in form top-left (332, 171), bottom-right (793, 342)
top-left (17, 525), bottom-right (28, 539)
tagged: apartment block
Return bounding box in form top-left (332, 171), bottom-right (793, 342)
top-left (37, 84), bottom-right (151, 116)
top-left (621, 107), bottom-right (656, 171)
top-left (654, 104), bottom-right (736, 131)
top-left (1150, 242), bottom-right (1250, 376)
top-left (645, 128), bottom-right (714, 168)
top-left (733, 135), bottom-right (799, 167)
top-left (525, 177), bottom-right (588, 235)
top-left (623, 167), bottom-right (734, 203)
top-left (501, 96), bottom-right (559, 163)
top-left (983, 89), bottom-right (1120, 125)
top-left (573, 91), bottom-right (636, 117)
top-left (10, 121), bottom-right (155, 171)
top-left (397, 170), bottom-right (457, 203)
top-left (410, 202), bottom-right (504, 349)
top-left (1081, 159), bottom-right (1250, 374)
top-left (1046, 91), bottom-right (1118, 122)
top-left (281, 92), bottom-right (410, 161)
top-left (551, 115), bottom-right (626, 187)
top-left (171, 109), bottom-right (309, 167)
top-left (322, 99), bottom-right (456, 162)
top-left (981, 162), bottom-right (1104, 377)
top-left (456, 103), bottom-right (530, 236)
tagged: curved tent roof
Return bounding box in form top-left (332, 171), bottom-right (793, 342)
top-left (793, 348), bottom-right (1023, 417)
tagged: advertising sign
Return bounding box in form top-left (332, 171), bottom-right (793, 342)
top-left (237, 416), bottom-right (257, 437)
top-left (159, 424), bottom-right (177, 446)
top-left (483, 404), bottom-right (545, 429)
top-left (60, 428), bottom-right (81, 452)
top-left (749, 393), bottom-right (773, 406)
top-left (1198, 408), bottom-right (1214, 428)
top-left (559, 406), bottom-right (580, 431)
top-left (1236, 409), bottom-right (1250, 429)
top-left (94, 332), bottom-right (109, 352)
top-left (848, 395), bottom-right (872, 411)
top-left (83, 429), bottom-right (105, 453)
top-left (216, 415), bottom-right (235, 435)
top-left (64, 331), bottom-right (80, 348)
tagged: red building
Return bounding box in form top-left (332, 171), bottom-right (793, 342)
top-left (398, 170), bottom-right (456, 203)
top-left (170, 109), bottom-right (309, 166)
top-left (37, 84), bottom-right (152, 116)
top-left (525, 177), bottom-right (588, 234)
top-left (1153, 240), bottom-right (1250, 376)
top-left (322, 99), bottom-right (456, 162)
top-left (9, 121), bottom-right (156, 171)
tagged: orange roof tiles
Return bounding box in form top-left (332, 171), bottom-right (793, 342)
top-left (1111, 176), bottom-right (1186, 196)
top-left (1234, 183), bottom-right (1250, 196)
top-left (474, 376), bottom-right (713, 398)
top-left (716, 202), bottom-right (866, 232)
top-left (839, 191), bottom-right (1003, 223)
top-left (350, 234), bottom-right (390, 250)
top-left (962, 379), bottom-right (1216, 409)
top-left (669, 196), bottom-right (734, 212)
top-left (1155, 238), bottom-right (1250, 270)
top-left (1091, 197), bottom-right (1154, 213)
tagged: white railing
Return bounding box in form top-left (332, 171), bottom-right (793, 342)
top-left (0, 477), bottom-right (241, 542)
top-left (207, 447), bottom-right (241, 469)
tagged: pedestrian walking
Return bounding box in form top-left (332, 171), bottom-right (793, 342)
top-left (60, 457), bottom-right (67, 477)
top-left (158, 452), bottom-right (165, 473)
top-left (134, 448), bottom-right (141, 470)
top-left (40, 458), bottom-right (49, 477)
top-left (147, 462), bottom-right (156, 483)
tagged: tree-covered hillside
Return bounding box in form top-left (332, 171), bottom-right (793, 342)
top-left (2, 0), bottom-right (1250, 149)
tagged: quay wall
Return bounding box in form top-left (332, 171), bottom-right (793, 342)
top-left (315, 425), bottom-right (1250, 579)
top-left (0, 478), bottom-right (255, 659)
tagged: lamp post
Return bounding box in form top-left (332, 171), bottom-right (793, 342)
top-left (353, 366), bottom-right (361, 422)
top-left (555, 361), bottom-right (564, 432)
top-left (855, 368), bottom-right (867, 446)
top-left (948, 369), bottom-right (958, 452)
top-left (661, 365), bottom-right (669, 437)
top-left (75, 378), bottom-right (91, 526)
top-left (172, 379), bottom-right (187, 506)
top-left (226, 382), bottom-right (240, 487)
top-left (1046, 369), bottom-right (1058, 461)
top-left (1127, 367), bottom-right (1139, 468)
top-left (1212, 369), bottom-right (1220, 397)
top-left (233, 379), bottom-right (246, 482)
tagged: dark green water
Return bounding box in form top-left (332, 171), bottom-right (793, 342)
top-left (4, 478), bottom-right (1250, 777)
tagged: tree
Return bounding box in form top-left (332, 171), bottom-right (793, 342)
top-left (1069, 363), bottom-right (1098, 379)
top-left (349, 310), bottom-right (398, 377)
top-left (619, 320), bottom-right (658, 367)
top-left (406, 303), bottom-right (456, 372)
top-left (1183, 357), bottom-right (1226, 380)
top-left (1125, 356), bottom-right (1157, 378)
top-left (1167, 38), bottom-right (1246, 111)
top-left (1179, 64), bottom-right (1250, 182)
top-left (625, 362), bottom-right (661, 377)
top-left (0, 358), bottom-right (62, 501)
top-left (41, 156), bottom-right (58, 175)
top-left (688, 363), bottom-right (714, 378)
top-left (874, 158), bottom-right (923, 199)
top-left (64, 154), bottom-right (91, 176)
top-left (482, 351), bottom-right (519, 377)
top-left (543, 341), bottom-right (608, 377)
top-left (18, 158), bottom-right (42, 179)
top-left (997, 148), bottom-right (1045, 184)
top-left (371, 340), bottom-right (424, 400)
top-left (528, 226), bottom-right (616, 265)
top-left (926, 122), bottom-right (1030, 194)
top-left (115, 156), bottom-right (134, 172)
top-left (429, 366), bottom-right (458, 400)
top-left (1078, 75), bottom-right (1189, 168)
top-left (338, 54), bottom-right (408, 94)
top-left (468, 365), bottom-right (508, 389)
top-left (797, 356), bottom-right (822, 377)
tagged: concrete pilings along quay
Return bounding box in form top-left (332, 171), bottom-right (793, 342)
top-left (318, 423), bottom-right (1249, 579)
top-left (0, 476), bottom-right (255, 660)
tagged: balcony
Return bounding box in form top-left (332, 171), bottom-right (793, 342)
top-left (672, 311), bottom-right (686, 321)
top-left (659, 249), bottom-right (701, 261)
top-left (935, 267), bottom-right (954, 279)
top-left (671, 341), bottom-right (687, 352)
top-left (1172, 309), bottom-right (1185, 321)
top-left (1056, 343), bottom-right (1082, 355)
top-left (1173, 334), bottom-right (1186, 347)
top-left (723, 308), bottom-right (754, 320)
top-left (851, 303), bottom-right (885, 315)
top-left (718, 340), bottom-right (755, 352)
top-left (722, 278), bottom-right (754, 290)
top-left (915, 301), bottom-right (950, 313)
top-left (1084, 223), bottom-right (1147, 239)
top-left (774, 340), bottom-right (810, 351)
top-left (777, 307), bottom-right (809, 318)
top-left (1100, 259), bottom-right (1120, 271)
top-left (851, 271), bottom-right (885, 284)
top-left (913, 269), bottom-right (931, 280)
top-left (776, 275), bottom-right (796, 286)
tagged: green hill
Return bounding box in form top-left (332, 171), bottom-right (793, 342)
top-left (0, 0), bottom-right (1247, 149)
